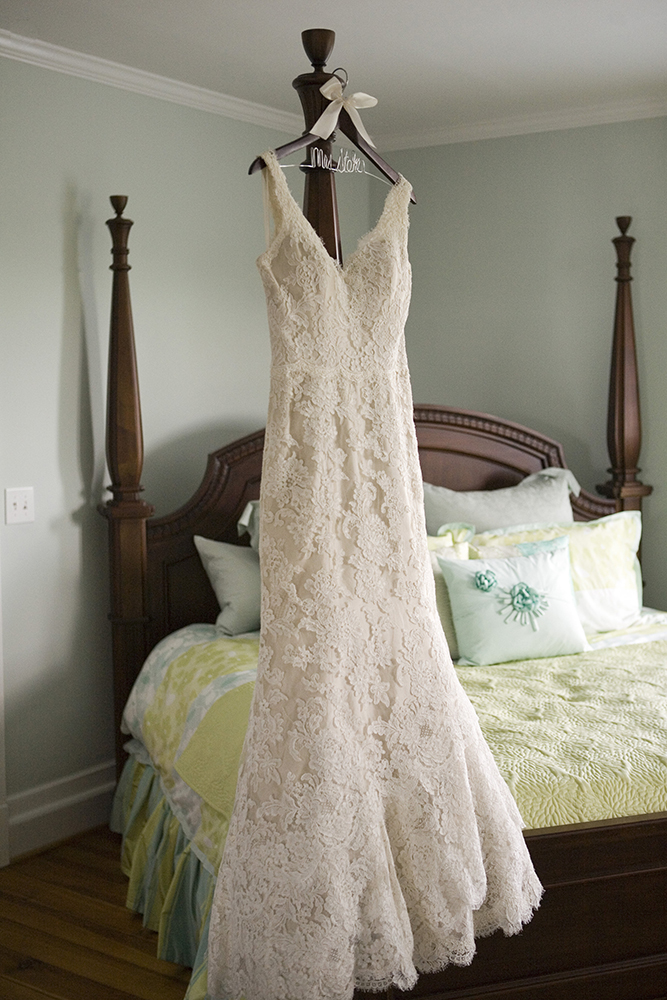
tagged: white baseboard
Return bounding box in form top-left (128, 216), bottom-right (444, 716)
top-left (7, 759), bottom-right (116, 860)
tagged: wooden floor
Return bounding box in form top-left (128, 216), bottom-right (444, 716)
top-left (0, 825), bottom-right (192, 1000)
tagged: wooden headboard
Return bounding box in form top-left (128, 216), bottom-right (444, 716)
top-left (139, 407), bottom-right (615, 659)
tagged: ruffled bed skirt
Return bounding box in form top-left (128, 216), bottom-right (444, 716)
top-left (110, 756), bottom-right (212, 1000)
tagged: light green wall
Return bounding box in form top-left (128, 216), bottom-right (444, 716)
top-left (3, 52), bottom-right (666, 802)
top-left (387, 119), bottom-right (667, 608)
top-left (0, 55), bottom-right (372, 796)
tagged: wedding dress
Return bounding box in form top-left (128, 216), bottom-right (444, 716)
top-left (207, 151), bottom-right (542, 1000)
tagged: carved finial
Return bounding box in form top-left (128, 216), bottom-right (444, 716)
top-left (110, 195), bottom-right (128, 217)
top-left (302, 28), bottom-right (335, 70)
top-left (616, 216), bottom-right (632, 236)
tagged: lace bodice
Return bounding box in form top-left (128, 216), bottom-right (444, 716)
top-left (207, 152), bottom-right (542, 1000)
top-left (258, 158), bottom-right (411, 375)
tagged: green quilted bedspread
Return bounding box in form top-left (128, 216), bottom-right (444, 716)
top-left (122, 624), bottom-right (667, 872)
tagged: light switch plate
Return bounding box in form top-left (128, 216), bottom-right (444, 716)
top-left (5, 487), bottom-right (35, 524)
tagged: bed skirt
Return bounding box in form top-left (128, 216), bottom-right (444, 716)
top-left (111, 756), bottom-right (212, 1000)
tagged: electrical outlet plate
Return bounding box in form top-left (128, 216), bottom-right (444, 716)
top-left (5, 487), bottom-right (35, 524)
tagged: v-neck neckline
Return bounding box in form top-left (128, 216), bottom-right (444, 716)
top-left (259, 150), bottom-right (411, 277)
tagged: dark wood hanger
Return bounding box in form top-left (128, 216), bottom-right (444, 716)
top-left (249, 28), bottom-right (415, 263)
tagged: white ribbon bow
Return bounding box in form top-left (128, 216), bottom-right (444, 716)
top-left (309, 77), bottom-right (377, 148)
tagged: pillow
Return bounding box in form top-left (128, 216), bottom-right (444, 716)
top-left (471, 536), bottom-right (571, 560)
top-left (423, 467), bottom-right (580, 535)
top-left (237, 500), bottom-right (260, 551)
top-left (437, 540), bottom-right (589, 665)
top-left (194, 535), bottom-right (261, 635)
top-left (427, 524), bottom-right (474, 659)
top-left (471, 511), bottom-right (642, 633)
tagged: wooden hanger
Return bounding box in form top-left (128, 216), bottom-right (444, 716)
top-left (249, 29), bottom-right (415, 262)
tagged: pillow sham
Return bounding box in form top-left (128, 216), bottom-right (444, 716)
top-left (423, 467), bottom-right (580, 536)
top-left (427, 524), bottom-right (474, 659)
top-left (437, 540), bottom-right (589, 665)
top-left (237, 500), bottom-right (260, 551)
top-left (471, 511), bottom-right (642, 633)
top-left (194, 535), bottom-right (261, 635)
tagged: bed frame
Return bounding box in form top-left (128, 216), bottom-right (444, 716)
top-left (101, 208), bottom-right (666, 1000)
top-left (100, 34), bottom-right (665, 1000)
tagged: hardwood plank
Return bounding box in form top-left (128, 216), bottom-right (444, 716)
top-left (0, 896), bottom-right (185, 976)
top-left (0, 870), bottom-right (158, 954)
top-left (41, 842), bottom-right (128, 883)
top-left (9, 855), bottom-right (128, 904)
top-left (0, 827), bottom-right (193, 1000)
top-left (9, 825), bottom-right (121, 866)
top-left (0, 918), bottom-right (189, 1000)
top-left (0, 973), bottom-right (132, 1000)
top-left (0, 982), bottom-right (45, 1000)
top-left (52, 839), bottom-right (128, 877)
top-left (71, 825), bottom-right (121, 855)
top-left (0, 942), bottom-right (141, 1000)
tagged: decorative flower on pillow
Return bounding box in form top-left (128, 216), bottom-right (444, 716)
top-left (475, 569), bottom-right (548, 631)
top-left (499, 582), bottom-right (549, 631)
top-left (474, 570), bottom-right (497, 592)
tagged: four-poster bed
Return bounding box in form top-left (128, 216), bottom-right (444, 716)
top-left (101, 29), bottom-right (667, 1000)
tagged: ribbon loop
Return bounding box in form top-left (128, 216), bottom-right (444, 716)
top-left (309, 78), bottom-right (377, 149)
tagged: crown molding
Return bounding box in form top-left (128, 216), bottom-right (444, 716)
top-left (2, 30), bottom-right (665, 151)
top-left (379, 95), bottom-right (667, 150)
top-left (0, 30), bottom-right (302, 133)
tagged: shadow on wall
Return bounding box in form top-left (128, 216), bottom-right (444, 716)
top-left (60, 182), bottom-right (114, 762)
top-left (60, 183), bottom-right (107, 506)
top-left (5, 184), bottom-right (115, 792)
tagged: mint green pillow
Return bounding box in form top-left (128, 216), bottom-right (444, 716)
top-left (437, 540), bottom-right (589, 665)
top-left (194, 536), bottom-right (261, 635)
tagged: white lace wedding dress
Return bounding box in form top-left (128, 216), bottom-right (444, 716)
top-left (207, 151), bottom-right (542, 1000)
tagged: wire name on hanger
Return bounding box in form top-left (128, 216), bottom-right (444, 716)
top-left (308, 146), bottom-right (368, 176)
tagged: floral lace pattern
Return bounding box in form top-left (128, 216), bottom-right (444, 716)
top-left (207, 152), bottom-right (542, 1000)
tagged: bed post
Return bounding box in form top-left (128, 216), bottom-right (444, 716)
top-left (100, 196), bottom-right (154, 777)
top-left (292, 28), bottom-right (342, 263)
top-left (597, 217), bottom-right (652, 512)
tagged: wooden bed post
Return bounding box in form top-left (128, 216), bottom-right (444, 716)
top-left (100, 196), bottom-right (154, 777)
top-left (292, 28), bottom-right (342, 263)
top-left (597, 217), bottom-right (652, 511)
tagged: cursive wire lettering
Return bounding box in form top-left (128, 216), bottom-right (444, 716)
top-left (308, 147), bottom-right (368, 175)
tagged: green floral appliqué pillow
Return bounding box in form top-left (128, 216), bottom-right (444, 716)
top-left (437, 539), bottom-right (589, 665)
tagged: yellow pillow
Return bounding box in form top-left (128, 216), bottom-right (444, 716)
top-left (471, 512), bottom-right (642, 633)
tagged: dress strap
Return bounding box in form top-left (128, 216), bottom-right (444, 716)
top-left (261, 167), bottom-right (272, 251)
top-left (260, 151), bottom-right (306, 232)
top-left (259, 151), bottom-right (295, 249)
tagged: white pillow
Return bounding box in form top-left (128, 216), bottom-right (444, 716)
top-left (237, 500), bottom-right (260, 551)
top-left (427, 524), bottom-right (474, 659)
top-left (194, 536), bottom-right (261, 635)
top-left (423, 467), bottom-right (580, 535)
top-left (438, 540), bottom-right (589, 665)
